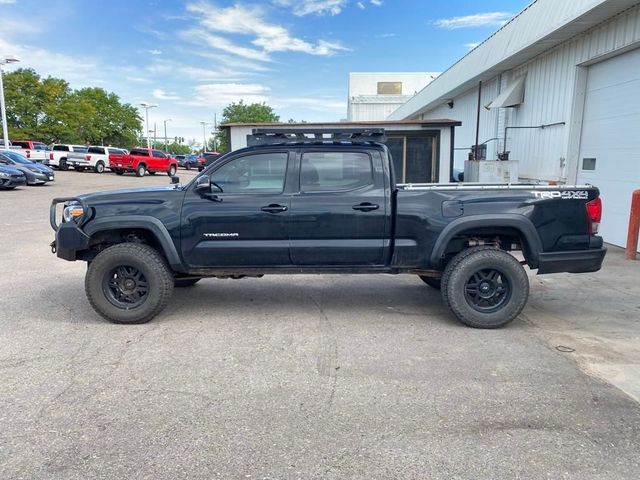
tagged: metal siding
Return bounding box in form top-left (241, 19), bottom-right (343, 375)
top-left (420, 3), bottom-right (640, 181)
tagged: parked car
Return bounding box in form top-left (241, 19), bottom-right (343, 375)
top-left (66, 146), bottom-right (128, 173)
top-left (49, 129), bottom-right (606, 327)
top-left (0, 149), bottom-right (55, 185)
top-left (11, 140), bottom-right (49, 162)
top-left (176, 154), bottom-right (199, 170)
top-left (0, 164), bottom-right (26, 189)
top-left (47, 144), bottom-right (88, 170)
top-left (197, 152), bottom-right (222, 171)
top-left (108, 147), bottom-right (178, 177)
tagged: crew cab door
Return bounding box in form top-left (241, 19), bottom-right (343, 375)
top-left (289, 149), bottom-right (389, 265)
top-left (181, 151), bottom-right (292, 267)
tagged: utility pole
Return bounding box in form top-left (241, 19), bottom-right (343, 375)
top-left (212, 113), bottom-right (217, 152)
top-left (163, 119), bottom-right (172, 152)
top-left (139, 102), bottom-right (158, 148)
top-left (200, 121), bottom-right (210, 153)
top-left (0, 56), bottom-right (20, 147)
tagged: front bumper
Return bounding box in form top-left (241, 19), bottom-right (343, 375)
top-left (0, 174), bottom-right (27, 188)
top-left (537, 245), bottom-right (606, 274)
top-left (27, 171), bottom-right (54, 184)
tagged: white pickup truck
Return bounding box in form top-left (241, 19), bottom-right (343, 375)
top-left (11, 140), bottom-right (49, 162)
top-left (66, 146), bottom-right (128, 173)
top-left (47, 144), bottom-right (88, 170)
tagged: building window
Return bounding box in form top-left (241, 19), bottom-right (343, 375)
top-left (377, 82), bottom-right (402, 95)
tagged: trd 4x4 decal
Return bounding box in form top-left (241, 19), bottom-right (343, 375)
top-left (531, 190), bottom-right (589, 200)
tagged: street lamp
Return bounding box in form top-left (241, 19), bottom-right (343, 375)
top-left (200, 121), bottom-right (211, 153)
top-left (0, 56), bottom-right (20, 148)
top-left (139, 102), bottom-right (158, 148)
top-left (163, 118), bottom-right (172, 152)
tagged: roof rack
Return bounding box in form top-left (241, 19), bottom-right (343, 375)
top-left (247, 128), bottom-right (386, 146)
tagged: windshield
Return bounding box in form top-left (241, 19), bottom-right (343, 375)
top-left (0, 150), bottom-right (32, 164)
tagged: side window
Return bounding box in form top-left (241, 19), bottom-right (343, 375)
top-left (300, 152), bottom-right (373, 192)
top-left (210, 152), bottom-right (288, 194)
top-left (152, 150), bottom-right (165, 158)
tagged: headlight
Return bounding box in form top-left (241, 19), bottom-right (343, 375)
top-left (0, 172), bottom-right (9, 178)
top-left (63, 204), bottom-right (84, 222)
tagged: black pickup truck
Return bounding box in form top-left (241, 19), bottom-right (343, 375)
top-left (50, 129), bottom-right (606, 328)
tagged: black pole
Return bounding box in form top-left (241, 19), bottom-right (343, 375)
top-left (474, 81), bottom-right (482, 160)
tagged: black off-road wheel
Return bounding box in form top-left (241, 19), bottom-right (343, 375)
top-left (136, 164), bottom-right (146, 177)
top-left (59, 159), bottom-right (69, 171)
top-left (85, 243), bottom-right (174, 324)
top-left (174, 278), bottom-right (201, 288)
top-left (441, 247), bottom-right (529, 329)
top-left (419, 275), bottom-right (441, 289)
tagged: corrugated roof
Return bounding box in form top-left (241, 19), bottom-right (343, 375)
top-left (388, 0), bottom-right (640, 120)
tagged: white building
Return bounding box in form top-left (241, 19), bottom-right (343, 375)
top-left (348, 72), bottom-right (439, 121)
top-left (388, 0), bottom-right (640, 249)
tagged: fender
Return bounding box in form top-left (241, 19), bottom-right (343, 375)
top-left (83, 215), bottom-right (186, 271)
top-left (429, 214), bottom-right (543, 268)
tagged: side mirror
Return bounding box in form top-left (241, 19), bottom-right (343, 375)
top-left (194, 175), bottom-right (211, 194)
top-left (170, 175), bottom-right (180, 184)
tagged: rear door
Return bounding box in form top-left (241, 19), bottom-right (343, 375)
top-left (289, 148), bottom-right (389, 266)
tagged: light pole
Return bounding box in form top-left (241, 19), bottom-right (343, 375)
top-left (163, 118), bottom-right (171, 152)
top-left (0, 56), bottom-right (20, 148)
top-left (139, 102), bottom-right (157, 148)
top-left (200, 121), bottom-right (210, 153)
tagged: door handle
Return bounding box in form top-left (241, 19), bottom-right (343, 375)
top-left (261, 204), bottom-right (288, 213)
top-left (352, 202), bottom-right (379, 212)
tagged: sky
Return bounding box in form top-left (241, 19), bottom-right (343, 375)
top-left (0, 0), bottom-right (531, 147)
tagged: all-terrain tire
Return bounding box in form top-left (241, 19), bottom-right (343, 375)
top-left (174, 278), bottom-right (201, 288)
top-left (441, 247), bottom-right (529, 329)
top-left (419, 276), bottom-right (441, 289)
top-left (85, 243), bottom-right (174, 324)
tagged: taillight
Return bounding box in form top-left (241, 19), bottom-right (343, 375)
top-left (586, 197), bottom-right (602, 235)
top-left (86, 155), bottom-right (91, 161)
top-left (49, 152), bottom-right (53, 160)
top-left (26, 150), bottom-right (30, 158)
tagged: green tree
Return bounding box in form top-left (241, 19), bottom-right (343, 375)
top-left (3, 68), bottom-right (142, 147)
top-left (153, 141), bottom-right (192, 155)
top-left (216, 100), bottom-right (280, 153)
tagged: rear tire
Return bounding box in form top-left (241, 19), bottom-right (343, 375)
top-left (441, 247), bottom-right (529, 329)
top-left (174, 278), bottom-right (201, 288)
top-left (419, 276), bottom-right (441, 289)
top-left (186, 163), bottom-right (191, 170)
top-left (59, 159), bottom-right (68, 171)
top-left (95, 161), bottom-right (105, 174)
top-left (85, 243), bottom-right (174, 324)
top-left (168, 165), bottom-right (177, 176)
top-left (136, 164), bottom-right (146, 177)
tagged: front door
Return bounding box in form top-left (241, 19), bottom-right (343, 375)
top-left (289, 149), bottom-right (388, 266)
top-left (181, 151), bottom-right (292, 267)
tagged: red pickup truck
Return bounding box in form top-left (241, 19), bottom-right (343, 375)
top-left (109, 147), bottom-right (178, 177)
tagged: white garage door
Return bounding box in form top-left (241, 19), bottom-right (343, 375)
top-left (577, 47), bottom-right (640, 250)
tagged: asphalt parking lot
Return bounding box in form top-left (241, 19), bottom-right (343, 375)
top-left (1, 170), bottom-right (640, 479)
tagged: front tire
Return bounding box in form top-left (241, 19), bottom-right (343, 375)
top-left (136, 164), bottom-right (146, 177)
top-left (441, 247), bottom-right (529, 329)
top-left (85, 243), bottom-right (174, 324)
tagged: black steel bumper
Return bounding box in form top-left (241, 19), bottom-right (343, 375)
top-left (537, 245), bottom-right (606, 274)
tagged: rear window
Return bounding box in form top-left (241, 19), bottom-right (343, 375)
top-left (88, 147), bottom-right (105, 154)
top-left (130, 149), bottom-right (150, 156)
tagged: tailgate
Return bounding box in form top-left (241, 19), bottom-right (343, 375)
top-left (109, 154), bottom-right (132, 167)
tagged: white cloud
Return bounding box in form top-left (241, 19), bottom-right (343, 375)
top-left (186, 2), bottom-right (348, 57)
top-left (357, 1), bottom-right (364, 9)
top-left (370, 0), bottom-right (382, 5)
top-left (274, 0), bottom-right (347, 16)
top-left (152, 88), bottom-right (181, 100)
top-left (190, 83), bottom-right (271, 107)
top-left (464, 42), bottom-right (480, 50)
top-left (434, 12), bottom-right (513, 29)
top-left (149, 49), bottom-right (162, 55)
top-left (0, 0), bottom-right (17, 4)
top-left (377, 32), bottom-right (395, 38)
